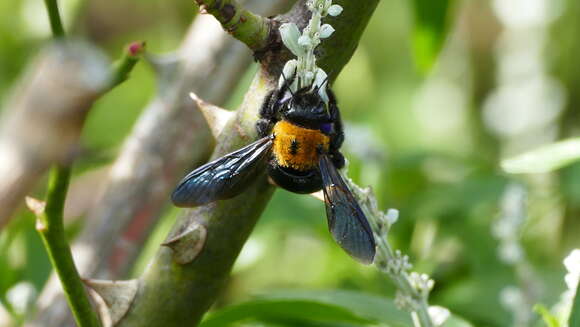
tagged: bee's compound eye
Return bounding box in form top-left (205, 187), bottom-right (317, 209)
top-left (321, 123), bottom-right (332, 133)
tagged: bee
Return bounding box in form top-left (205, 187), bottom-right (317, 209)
top-left (172, 72), bottom-right (376, 264)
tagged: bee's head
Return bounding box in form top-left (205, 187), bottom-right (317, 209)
top-left (281, 87), bottom-right (330, 129)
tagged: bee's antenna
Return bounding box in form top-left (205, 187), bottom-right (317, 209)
top-left (313, 69), bottom-right (334, 94)
top-left (281, 70), bottom-right (296, 98)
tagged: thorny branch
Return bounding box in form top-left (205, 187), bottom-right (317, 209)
top-left (28, 0), bottom-right (380, 326)
top-left (0, 42), bottom-right (110, 229)
top-left (193, 0), bottom-right (272, 50)
top-left (29, 166), bottom-right (101, 327)
top-left (114, 0), bottom-right (380, 326)
top-left (30, 1), bottom-right (291, 326)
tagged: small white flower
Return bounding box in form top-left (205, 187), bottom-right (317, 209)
top-left (324, 0), bottom-right (332, 11)
top-left (279, 60), bottom-right (298, 89)
top-left (313, 68), bottom-right (330, 103)
top-left (279, 23), bottom-right (305, 57)
top-left (428, 306), bottom-right (450, 326)
top-left (500, 286), bottom-right (524, 308)
top-left (327, 4), bottom-right (343, 16)
top-left (564, 249), bottom-right (580, 274)
top-left (498, 241), bottom-right (523, 264)
top-left (7, 282), bottom-right (36, 315)
top-left (386, 208), bottom-right (399, 225)
top-left (564, 249), bottom-right (580, 291)
top-left (298, 35), bottom-right (312, 47)
top-left (304, 71), bottom-right (315, 84)
top-left (395, 291), bottom-right (418, 312)
top-left (319, 24), bottom-right (335, 39)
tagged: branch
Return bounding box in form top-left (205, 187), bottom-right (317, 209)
top-left (109, 42), bottom-right (146, 88)
top-left (116, 0), bottom-right (380, 326)
top-left (30, 1), bottom-right (291, 325)
top-left (27, 166), bottom-right (101, 327)
top-left (22, 41), bottom-right (144, 327)
top-left (194, 0), bottom-right (271, 50)
top-left (0, 39), bottom-right (146, 231)
top-left (0, 42), bottom-right (110, 229)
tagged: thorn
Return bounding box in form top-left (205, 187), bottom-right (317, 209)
top-left (189, 92), bottom-right (234, 139)
top-left (267, 176), bottom-right (278, 187)
top-left (84, 279), bottom-right (139, 327)
top-left (162, 222), bottom-right (207, 264)
top-left (25, 196), bottom-right (46, 215)
top-left (310, 190), bottom-right (324, 202)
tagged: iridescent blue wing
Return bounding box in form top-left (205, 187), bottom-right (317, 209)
top-left (172, 136), bottom-right (273, 207)
top-left (319, 155), bottom-right (376, 264)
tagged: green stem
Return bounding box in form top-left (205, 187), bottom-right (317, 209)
top-left (194, 0), bottom-right (270, 50)
top-left (36, 166), bottom-right (101, 327)
top-left (38, 2), bottom-right (142, 325)
top-left (109, 42), bottom-right (146, 88)
top-left (43, 0), bottom-right (65, 38)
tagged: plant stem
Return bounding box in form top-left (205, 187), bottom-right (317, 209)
top-left (193, 0), bottom-right (270, 50)
top-left (31, 46), bottom-right (142, 324)
top-left (35, 166), bottom-right (101, 327)
top-left (347, 183), bottom-right (435, 327)
top-left (116, 1), bottom-right (381, 325)
top-left (35, 1), bottom-right (101, 325)
top-left (43, 0), bottom-right (65, 37)
top-left (110, 42), bottom-right (146, 88)
top-left (36, 2), bottom-right (142, 326)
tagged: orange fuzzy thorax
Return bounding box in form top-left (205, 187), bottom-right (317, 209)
top-left (272, 120), bottom-right (330, 170)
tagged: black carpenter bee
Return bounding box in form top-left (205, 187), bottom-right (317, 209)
top-left (172, 72), bottom-right (376, 264)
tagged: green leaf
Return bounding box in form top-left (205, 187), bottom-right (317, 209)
top-left (501, 138), bottom-right (580, 174)
top-left (570, 285), bottom-right (580, 327)
top-left (534, 304), bottom-right (560, 327)
top-left (411, 0), bottom-right (455, 72)
top-left (441, 315), bottom-right (475, 327)
top-left (256, 290), bottom-right (411, 326)
top-left (199, 299), bottom-right (371, 327)
top-left (201, 289), bottom-right (475, 327)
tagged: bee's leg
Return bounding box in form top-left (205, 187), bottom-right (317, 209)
top-left (257, 89), bottom-right (280, 137)
top-left (329, 150), bottom-right (345, 169)
top-left (256, 118), bottom-right (274, 138)
top-left (327, 89), bottom-right (344, 152)
top-left (257, 69), bottom-right (297, 137)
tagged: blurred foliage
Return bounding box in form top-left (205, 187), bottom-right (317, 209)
top-left (2, 0), bottom-right (580, 326)
top-left (502, 138), bottom-right (580, 174)
top-left (410, 0), bottom-right (455, 73)
top-left (571, 286), bottom-right (580, 327)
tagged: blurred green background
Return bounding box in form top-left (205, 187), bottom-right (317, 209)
top-left (2, 0), bottom-right (580, 326)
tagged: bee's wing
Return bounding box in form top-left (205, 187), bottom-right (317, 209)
top-left (319, 155), bottom-right (376, 264)
top-left (172, 136), bottom-right (273, 207)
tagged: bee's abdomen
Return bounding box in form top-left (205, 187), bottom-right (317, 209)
top-left (272, 120), bottom-right (330, 171)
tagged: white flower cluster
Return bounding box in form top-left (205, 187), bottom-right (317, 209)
top-left (278, 0), bottom-right (343, 103)
top-left (343, 179), bottom-right (440, 326)
top-left (564, 249), bottom-right (580, 293)
top-left (428, 306), bottom-right (451, 326)
top-left (551, 249), bottom-right (580, 323)
top-left (492, 183), bottom-right (527, 264)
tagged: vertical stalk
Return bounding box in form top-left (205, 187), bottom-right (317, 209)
top-left (35, 166), bottom-right (101, 327)
top-left (43, 0), bottom-right (65, 37)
